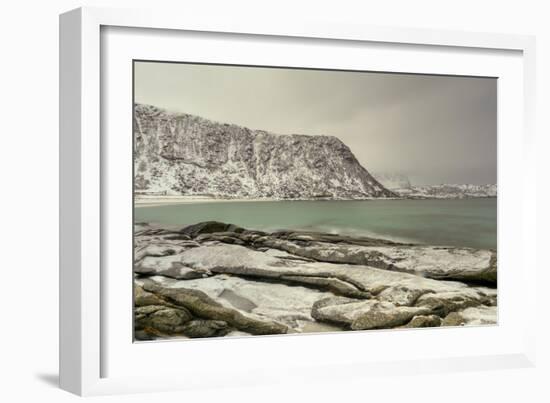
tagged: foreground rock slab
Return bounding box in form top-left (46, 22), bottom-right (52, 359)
top-left (255, 237), bottom-right (496, 285)
top-left (133, 221), bottom-right (497, 340)
top-left (138, 278), bottom-right (288, 337)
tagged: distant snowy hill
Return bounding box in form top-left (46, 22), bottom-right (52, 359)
top-left (373, 172), bottom-right (496, 199)
top-left (372, 172), bottom-right (412, 190)
top-left (134, 104), bottom-right (396, 199)
top-left (397, 184), bottom-right (497, 199)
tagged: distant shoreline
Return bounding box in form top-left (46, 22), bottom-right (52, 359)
top-left (134, 195), bottom-right (495, 207)
top-left (135, 196), bottom-right (279, 207)
top-left (134, 195), bottom-right (403, 207)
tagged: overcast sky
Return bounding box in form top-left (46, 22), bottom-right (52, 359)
top-left (134, 61), bottom-right (497, 185)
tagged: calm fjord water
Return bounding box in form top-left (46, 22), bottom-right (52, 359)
top-left (135, 198), bottom-right (496, 250)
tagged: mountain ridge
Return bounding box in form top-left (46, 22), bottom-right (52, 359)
top-left (134, 104), bottom-right (396, 199)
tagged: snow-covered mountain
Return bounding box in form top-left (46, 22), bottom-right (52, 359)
top-left (397, 184), bottom-right (497, 199)
top-left (372, 172), bottom-right (412, 190)
top-left (373, 172), bottom-right (496, 199)
top-left (134, 104), bottom-right (396, 199)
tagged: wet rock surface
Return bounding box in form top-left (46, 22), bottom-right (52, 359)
top-left (134, 221), bottom-right (497, 340)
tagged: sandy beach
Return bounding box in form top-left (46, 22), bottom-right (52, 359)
top-left (134, 196), bottom-right (387, 208)
top-left (134, 195), bottom-right (405, 208)
top-left (134, 195), bottom-right (274, 207)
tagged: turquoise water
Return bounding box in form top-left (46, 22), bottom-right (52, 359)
top-left (135, 198), bottom-right (497, 250)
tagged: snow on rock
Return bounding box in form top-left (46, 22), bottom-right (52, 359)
top-left (311, 297), bottom-right (431, 330)
top-left (372, 172), bottom-right (412, 190)
top-left (134, 104), bottom-right (395, 199)
top-left (396, 184), bottom-right (497, 199)
top-left (254, 237), bottom-right (497, 285)
top-left (146, 274), bottom-right (336, 332)
top-left (133, 222), bottom-right (497, 339)
top-left (137, 276), bottom-right (289, 337)
top-left (372, 172), bottom-right (496, 199)
top-left (441, 305), bottom-right (497, 326)
top-left (134, 255), bottom-right (211, 280)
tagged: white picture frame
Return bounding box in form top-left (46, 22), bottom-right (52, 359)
top-left (59, 6), bottom-right (537, 396)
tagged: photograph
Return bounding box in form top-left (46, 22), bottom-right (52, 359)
top-left (132, 61), bottom-right (497, 341)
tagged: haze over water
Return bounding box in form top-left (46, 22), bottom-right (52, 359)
top-left (135, 198), bottom-right (496, 250)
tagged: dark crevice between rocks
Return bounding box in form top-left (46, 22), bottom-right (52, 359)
top-left (136, 268), bottom-right (372, 301)
top-left (439, 277), bottom-right (496, 288)
top-left (206, 272), bottom-right (371, 300)
top-left (203, 265), bottom-right (373, 298)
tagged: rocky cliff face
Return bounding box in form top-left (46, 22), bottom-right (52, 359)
top-left (134, 104), bottom-right (395, 199)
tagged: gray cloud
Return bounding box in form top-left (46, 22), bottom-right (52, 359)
top-left (135, 61), bottom-right (496, 185)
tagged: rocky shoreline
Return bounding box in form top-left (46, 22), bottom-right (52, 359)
top-left (134, 221), bottom-right (497, 340)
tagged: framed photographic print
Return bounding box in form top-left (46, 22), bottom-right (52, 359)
top-left (60, 7), bottom-right (537, 396)
top-left (132, 60), bottom-right (499, 341)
